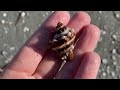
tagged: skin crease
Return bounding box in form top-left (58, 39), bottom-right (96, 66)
top-left (0, 11), bottom-right (101, 79)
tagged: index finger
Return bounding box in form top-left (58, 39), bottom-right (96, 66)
top-left (1, 11), bottom-right (70, 76)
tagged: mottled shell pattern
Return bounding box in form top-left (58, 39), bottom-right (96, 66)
top-left (50, 22), bottom-right (76, 61)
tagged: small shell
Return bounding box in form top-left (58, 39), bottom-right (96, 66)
top-left (50, 22), bottom-right (76, 61)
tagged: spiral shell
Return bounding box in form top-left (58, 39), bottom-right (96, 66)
top-left (50, 22), bottom-right (76, 61)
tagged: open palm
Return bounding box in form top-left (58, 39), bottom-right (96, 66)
top-left (0, 11), bottom-right (101, 79)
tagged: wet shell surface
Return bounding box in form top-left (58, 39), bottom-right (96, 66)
top-left (50, 22), bottom-right (76, 61)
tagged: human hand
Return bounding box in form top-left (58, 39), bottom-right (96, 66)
top-left (0, 11), bottom-right (101, 79)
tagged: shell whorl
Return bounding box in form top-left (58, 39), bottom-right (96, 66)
top-left (50, 22), bottom-right (76, 61)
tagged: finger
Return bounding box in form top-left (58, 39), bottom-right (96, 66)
top-left (75, 24), bottom-right (101, 53)
top-left (67, 11), bottom-right (91, 34)
top-left (1, 11), bottom-right (70, 77)
top-left (32, 11), bottom-right (90, 79)
top-left (74, 52), bottom-right (101, 79)
top-left (55, 24), bottom-right (100, 79)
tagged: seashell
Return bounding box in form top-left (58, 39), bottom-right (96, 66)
top-left (50, 22), bottom-right (76, 61)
